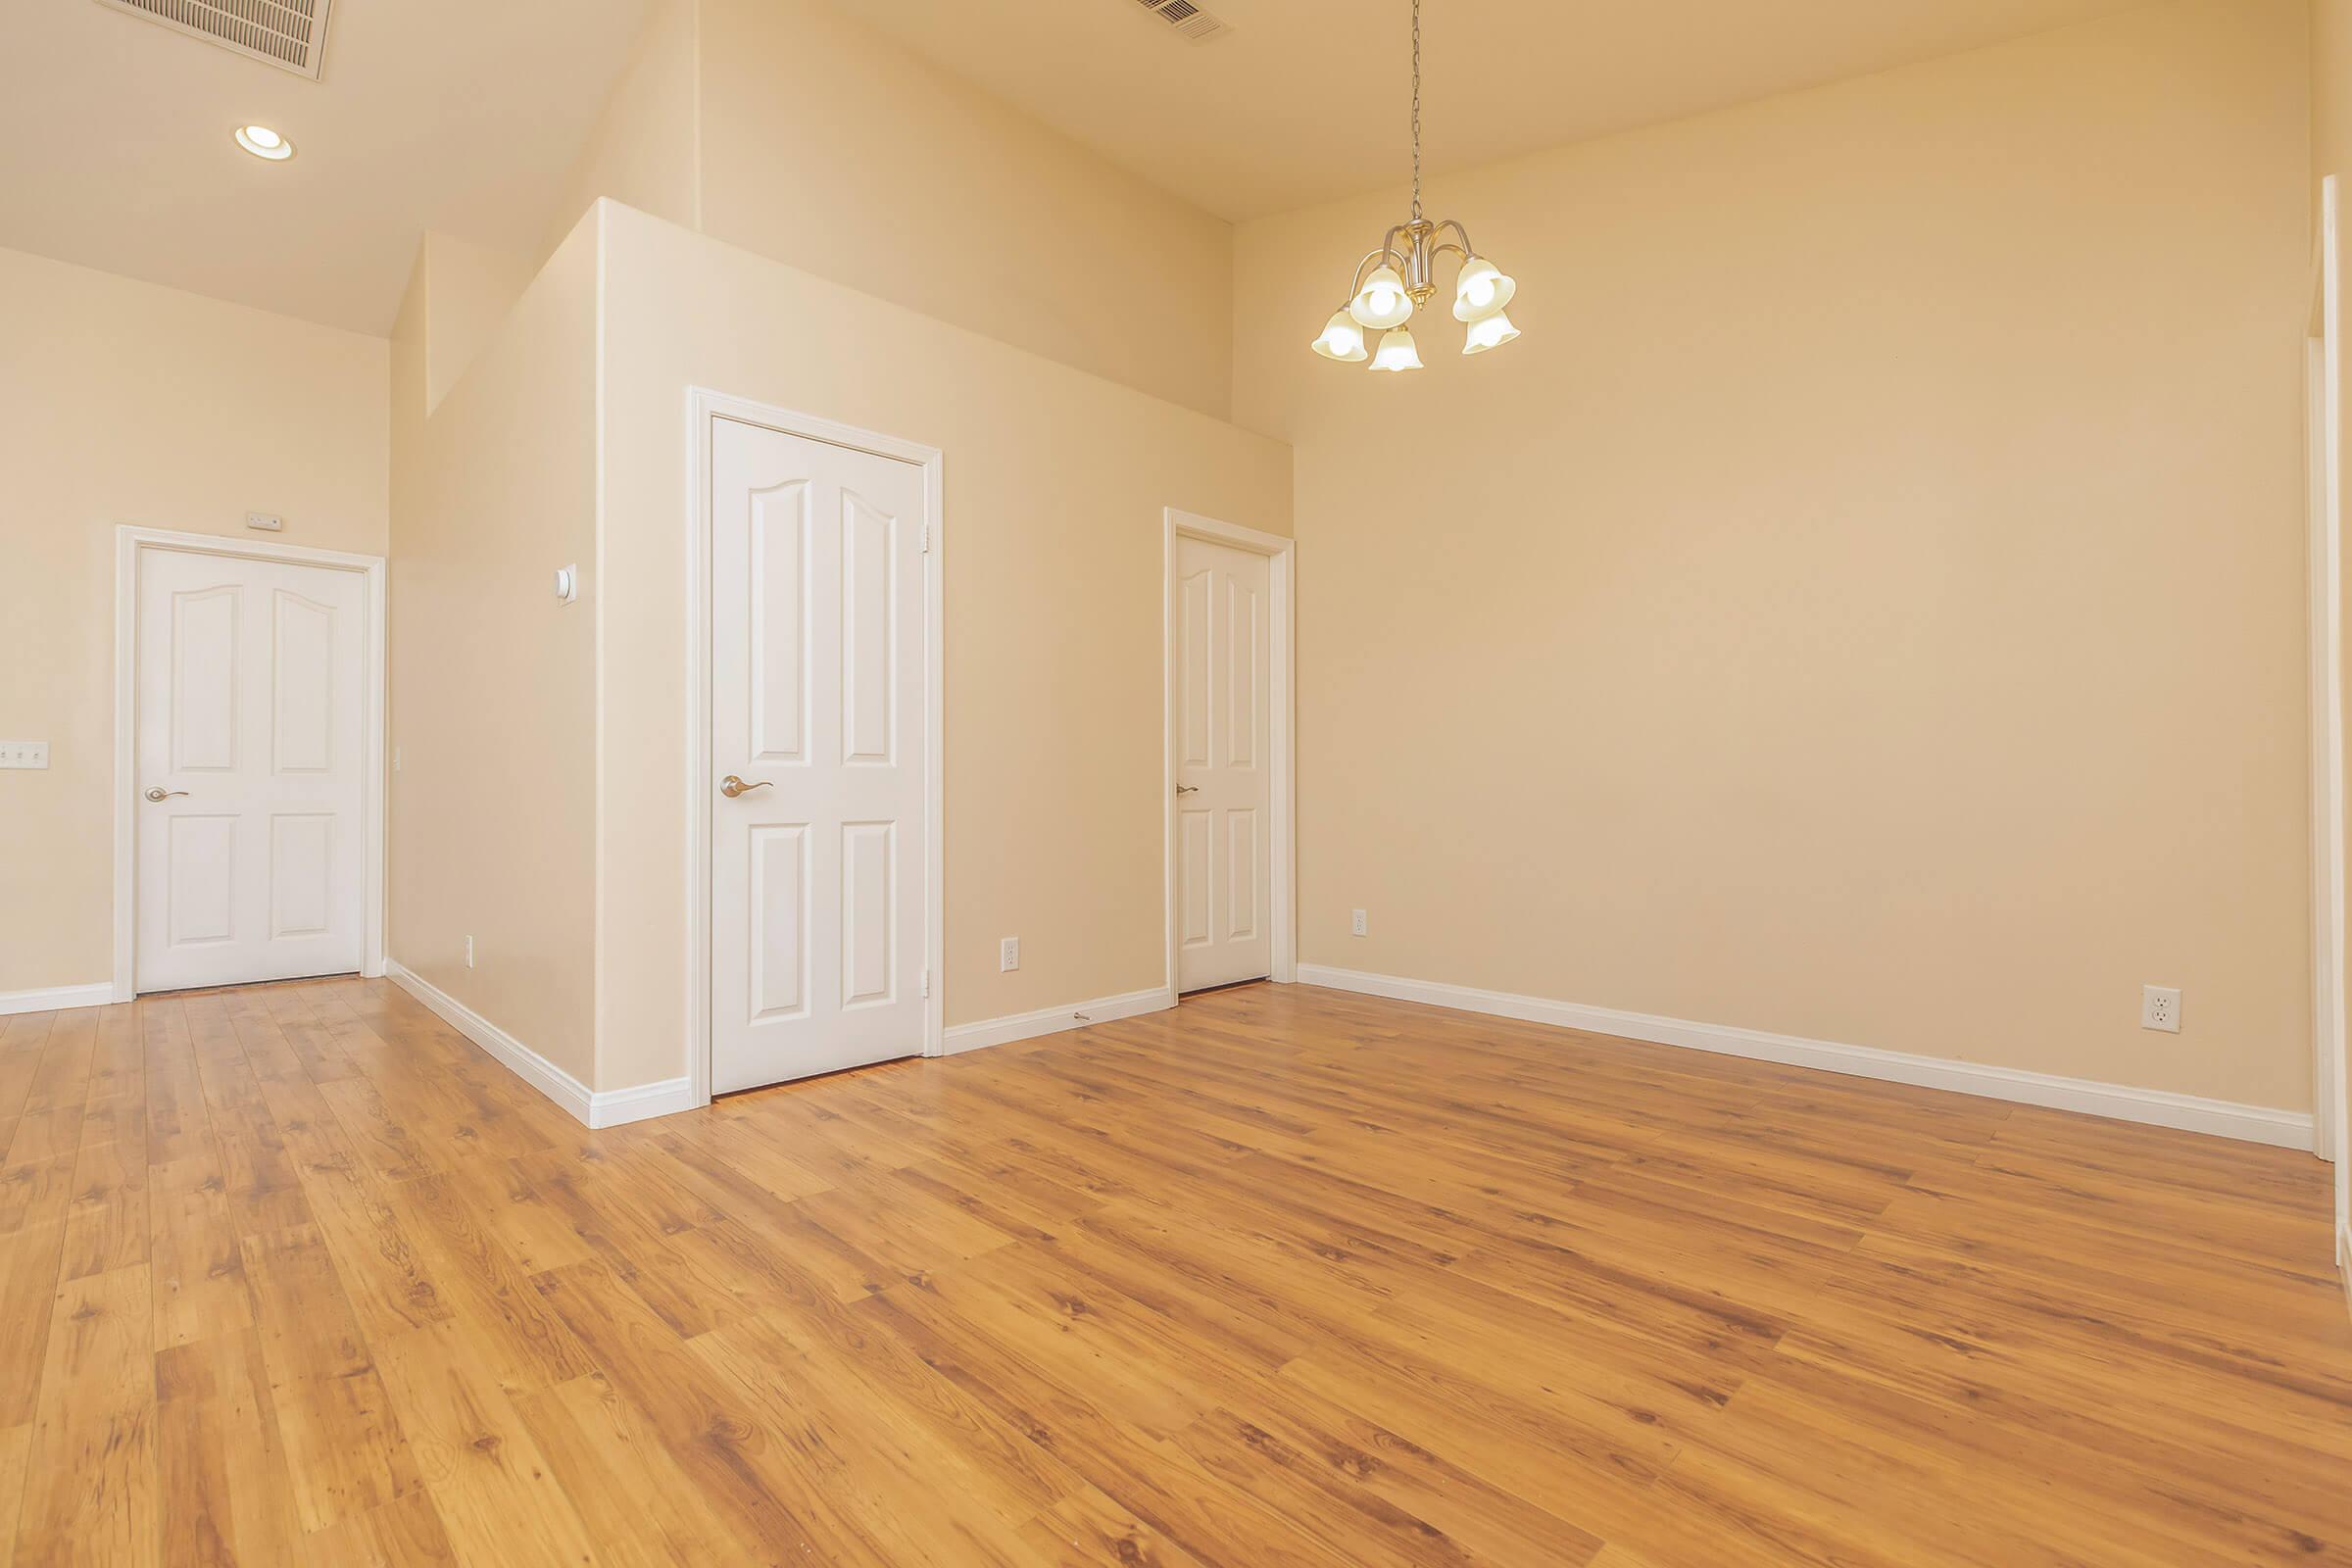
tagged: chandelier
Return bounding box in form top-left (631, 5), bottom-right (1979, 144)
top-left (1310, 0), bottom-right (1519, 371)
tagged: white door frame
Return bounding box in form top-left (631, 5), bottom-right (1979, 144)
top-left (1163, 508), bottom-right (1297, 993)
top-left (2311, 175), bottom-right (2348, 1250)
top-left (684, 388), bottom-right (945, 1108)
top-left (112, 524), bottom-right (387, 1000)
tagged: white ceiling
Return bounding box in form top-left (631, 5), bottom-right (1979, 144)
top-left (851, 0), bottom-right (2155, 220)
top-left (0, 0), bottom-right (653, 335)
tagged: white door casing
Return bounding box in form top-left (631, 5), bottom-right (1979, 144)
top-left (1174, 532), bottom-right (1274, 992)
top-left (709, 415), bottom-right (931, 1093)
top-left (133, 546), bottom-right (368, 992)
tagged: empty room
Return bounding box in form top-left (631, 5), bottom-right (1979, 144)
top-left (4, 0), bottom-right (2352, 1561)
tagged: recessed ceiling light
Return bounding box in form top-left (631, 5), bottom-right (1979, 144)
top-left (234, 124), bottom-right (294, 162)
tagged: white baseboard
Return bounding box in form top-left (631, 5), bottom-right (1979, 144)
top-left (0, 982), bottom-right (116, 1017)
top-left (942, 985), bottom-right (1174, 1056)
top-left (1297, 964), bottom-right (2314, 1151)
top-left (590, 1075), bottom-right (702, 1128)
top-left (386, 960), bottom-right (702, 1130)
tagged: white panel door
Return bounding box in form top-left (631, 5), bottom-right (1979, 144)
top-left (1175, 534), bottom-right (1272, 992)
top-left (136, 548), bottom-right (367, 992)
top-left (710, 416), bottom-right (928, 1093)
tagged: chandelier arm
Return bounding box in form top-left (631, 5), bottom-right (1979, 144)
top-left (1436, 218), bottom-right (1479, 260)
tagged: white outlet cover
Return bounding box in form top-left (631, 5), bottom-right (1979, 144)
top-left (1351, 908), bottom-right (1368, 937)
top-left (2141, 985), bottom-right (2180, 1033)
top-left (1000, 936), bottom-right (1020, 972)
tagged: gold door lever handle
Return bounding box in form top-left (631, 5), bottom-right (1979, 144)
top-left (144, 787), bottom-right (189, 803)
top-left (1175, 785), bottom-right (1200, 795)
top-left (720, 775), bottom-right (772, 799)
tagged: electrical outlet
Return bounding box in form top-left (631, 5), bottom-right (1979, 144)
top-left (2141, 985), bottom-right (2180, 1034)
top-left (0, 741), bottom-right (49, 769)
top-left (1000, 936), bottom-right (1020, 972)
top-left (1351, 908), bottom-right (1368, 937)
top-left (465, 935), bottom-right (476, 970)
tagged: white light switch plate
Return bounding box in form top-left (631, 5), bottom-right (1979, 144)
top-left (0, 741), bottom-right (49, 769)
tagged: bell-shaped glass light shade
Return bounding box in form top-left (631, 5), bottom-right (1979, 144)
top-left (1311, 310), bottom-right (1368, 363)
top-left (1348, 265), bottom-right (1413, 329)
top-left (1451, 257), bottom-right (1518, 322)
top-left (1371, 326), bottom-right (1424, 372)
top-left (1461, 308), bottom-right (1520, 356)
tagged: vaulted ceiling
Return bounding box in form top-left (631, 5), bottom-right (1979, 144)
top-left (850, 0), bottom-right (2156, 220)
top-left (0, 0), bottom-right (2156, 335)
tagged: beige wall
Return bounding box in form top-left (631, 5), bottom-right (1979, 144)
top-left (385, 219), bottom-right (602, 1081)
top-left (533, 0), bottom-right (1237, 421)
top-left (539, 0), bottom-right (700, 265)
top-left (595, 200), bottom-right (1290, 1090)
top-left (0, 245), bottom-right (388, 996)
top-left (1235, 0), bottom-right (2316, 1110)
top-left (415, 233), bottom-right (538, 416)
top-left (697, 0), bottom-right (1236, 420)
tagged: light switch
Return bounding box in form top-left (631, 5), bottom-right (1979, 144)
top-left (0, 741), bottom-right (49, 769)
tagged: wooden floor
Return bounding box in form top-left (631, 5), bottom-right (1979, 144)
top-left (0, 980), bottom-right (2348, 1566)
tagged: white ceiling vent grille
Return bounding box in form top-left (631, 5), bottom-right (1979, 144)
top-left (94, 0), bottom-right (333, 79)
top-left (1130, 0), bottom-right (1231, 45)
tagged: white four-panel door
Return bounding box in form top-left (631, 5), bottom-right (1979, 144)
top-left (1174, 533), bottom-right (1273, 992)
top-left (135, 547), bottom-right (368, 992)
top-left (710, 416), bottom-right (930, 1094)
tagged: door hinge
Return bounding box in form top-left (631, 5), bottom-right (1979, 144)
top-left (919, 523), bottom-right (931, 554)
top-left (920, 968), bottom-right (931, 999)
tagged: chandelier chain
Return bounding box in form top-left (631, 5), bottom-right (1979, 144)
top-left (1409, 0), bottom-right (1423, 221)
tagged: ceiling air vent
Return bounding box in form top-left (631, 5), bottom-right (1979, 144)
top-left (1130, 0), bottom-right (1231, 45)
top-left (93, 0), bottom-right (333, 79)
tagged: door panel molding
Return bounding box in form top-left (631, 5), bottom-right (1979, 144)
top-left (113, 525), bottom-right (386, 1001)
top-left (687, 389), bottom-right (945, 1110)
top-left (1162, 508), bottom-right (1296, 997)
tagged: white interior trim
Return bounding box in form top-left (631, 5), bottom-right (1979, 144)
top-left (1298, 964), bottom-right (2315, 1151)
top-left (2310, 332), bottom-right (2342, 1169)
top-left (0, 983), bottom-right (117, 1018)
top-left (942, 985), bottom-right (1174, 1056)
top-left (1162, 508), bottom-right (1298, 997)
top-left (113, 525), bottom-right (387, 1003)
top-left (387, 960), bottom-right (695, 1129)
top-left (684, 388), bottom-right (946, 1110)
top-left (2319, 174), bottom-right (2349, 1243)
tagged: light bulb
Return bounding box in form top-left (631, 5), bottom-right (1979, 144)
top-left (1371, 327), bottom-right (1423, 372)
top-left (235, 124), bottom-right (295, 161)
top-left (1462, 309), bottom-right (1519, 355)
top-left (1451, 258), bottom-right (1516, 322)
top-left (1310, 310), bottom-right (1368, 363)
top-left (1348, 266), bottom-right (1413, 329)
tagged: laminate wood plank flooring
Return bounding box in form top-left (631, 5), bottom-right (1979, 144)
top-left (1, 976), bottom-right (2346, 1565)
